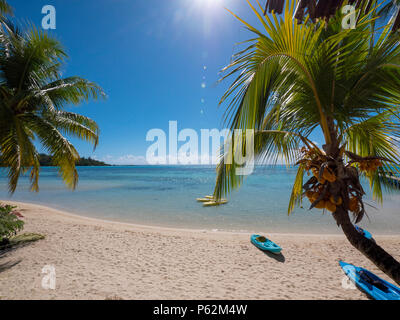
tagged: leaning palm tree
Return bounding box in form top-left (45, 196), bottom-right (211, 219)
top-left (214, 0), bottom-right (400, 284)
top-left (0, 21), bottom-right (105, 193)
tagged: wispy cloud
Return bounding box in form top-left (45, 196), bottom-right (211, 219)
top-left (98, 154), bottom-right (148, 165)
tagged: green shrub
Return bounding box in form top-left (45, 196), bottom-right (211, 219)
top-left (0, 203), bottom-right (24, 242)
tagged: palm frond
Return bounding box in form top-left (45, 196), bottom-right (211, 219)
top-left (44, 110), bottom-right (99, 149)
top-left (345, 111), bottom-right (400, 200)
top-left (288, 163), bottom-right (305, 214)
top-left (0, 0), bottom-right (12, 16)
top-left (23, 114), bottom-right (79, 189)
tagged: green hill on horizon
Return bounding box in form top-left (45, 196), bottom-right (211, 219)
top-left (37, 154), bottom-right (111, 167)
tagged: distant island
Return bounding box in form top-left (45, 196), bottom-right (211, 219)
top-left (38, 154), bottom-right (111, 167)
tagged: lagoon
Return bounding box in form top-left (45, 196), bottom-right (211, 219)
top-left (1, 165), bottom-right (399, 234)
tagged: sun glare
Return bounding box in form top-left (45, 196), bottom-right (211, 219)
top-left (193, 0), bottom-right (222, 10)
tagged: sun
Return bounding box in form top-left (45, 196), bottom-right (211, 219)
top-left (193, 0), bottom-right (223, 10)
top-left (179, 0), bottom-right (226, 35)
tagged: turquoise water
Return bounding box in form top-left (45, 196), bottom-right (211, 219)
top-left (1, 166), bottom-right (400, 234)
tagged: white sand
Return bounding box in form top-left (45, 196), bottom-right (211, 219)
top-left (0, 201), bottom-right (399, 300)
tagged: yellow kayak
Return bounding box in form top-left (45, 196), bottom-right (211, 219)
top-left (197, 195), bottom-right (218, 202)
top-left (203, 200), bottom-right (228, 207)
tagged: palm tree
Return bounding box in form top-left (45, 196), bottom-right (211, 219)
top-left (0, 21), bottom-right (105, 193)
top-left (214, 0), bottom-right (400, 284)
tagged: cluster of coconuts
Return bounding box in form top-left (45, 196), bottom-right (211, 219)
top-left (305, 188), bottom-right (361, 214)
top-left (304, 160), bottom-right (381, 214)
top-left (302, 148), bottom-right (340, 212)
top-left (305, 187), bottom-right (341, 213)
top-left (359, 159), bottom-right (383, 174)
top-left (304, 166), bottom-right (340, 212)
top-left (311, 167), bottom-right (336, 184)
top-left (302, 147), bottom-right (384, 214)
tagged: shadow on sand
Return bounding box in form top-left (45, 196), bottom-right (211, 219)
top-left (0, 259), bottom-right (21, 273)
top-left (262, 250), bottom-right (285, 263)
top-left (0, 243), bottom-right (28, 273)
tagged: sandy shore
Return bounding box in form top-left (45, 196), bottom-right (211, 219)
top-left (0, 201), bottom-right (399, 300)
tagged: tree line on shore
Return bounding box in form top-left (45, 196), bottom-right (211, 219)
top-left (36, 154), bottom-right (110, 167)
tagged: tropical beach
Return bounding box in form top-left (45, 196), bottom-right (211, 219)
top-left (2, 165), bottom-right (400, 300)
top-left (1, 0), bottom-right (400, 303)
top-left (1, 201), bottom-right (399, 300)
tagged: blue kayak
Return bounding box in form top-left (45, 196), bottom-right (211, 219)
top-left (339, 261), bottom-right (400, 300)
top-left (354, 225), bottom-right (374, 241)
top-left (250, 234), bottom-right (282, 254)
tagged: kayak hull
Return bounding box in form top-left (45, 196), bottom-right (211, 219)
top-left (339, 261), bottom-right (400, 300)
top-left (250, 234), bottom-right (282, 254)
top-left (202, 200), bottom-right (228, 207)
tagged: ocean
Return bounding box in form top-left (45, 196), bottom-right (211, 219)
top-left (1, 165), bottom-right (400, 234)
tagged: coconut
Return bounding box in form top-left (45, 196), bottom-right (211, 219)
top-left (305, 190), bottom-right (314, 199)
top-left (325, 201), bottom-right (337, 213)
top-left (311, 192), bottom-right (319, 202)
top-left (311, 168), bottom-right (327, 184)
top-left (323, 169), bottom-right (337, 183)
top-left (330, 195), bottom-right (343, 206)
top-left (349, 197), bottom-right (359, 212)
top-left (315, 200), bottom-right (326, 209)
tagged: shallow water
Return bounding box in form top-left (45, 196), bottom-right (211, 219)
top-left (1, 165), bottom-right (400, 234)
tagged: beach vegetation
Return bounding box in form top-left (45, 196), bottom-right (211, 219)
top-left (36, 154), bottom-right (110, 167)
top-left (214, 0), bottom-right (400, 284)
top-left (0, 203), bottom-right (24, 244)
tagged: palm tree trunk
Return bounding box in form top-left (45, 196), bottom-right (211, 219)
top-left (323, 124), bottom-right (400, 285)
top-left (332, 206), bottom-right (400, 285)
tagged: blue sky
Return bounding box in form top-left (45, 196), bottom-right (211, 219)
top-left (10, 0), bottom-right (322, 164)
